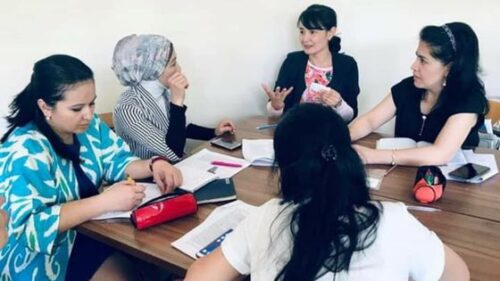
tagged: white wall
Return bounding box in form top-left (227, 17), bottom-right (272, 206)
top-left (1, 0), bottom-right (499, 135)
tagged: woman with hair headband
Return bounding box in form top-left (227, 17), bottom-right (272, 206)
top-left (185, 103), bottom-right (468, 280)
top-left (0, 54), bottom-right (182, 280)
top-left (262, 4), bottom-right (360, 122)
top-left (350, 22), bottom-right (488, 166)
top-left (112, 34), bottom-right (235, 162)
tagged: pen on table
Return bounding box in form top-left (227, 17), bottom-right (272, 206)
top-left (211, 161), bottom-right (243, 168)
top-left (256, 124), bottom-right (278, 130)
top-left (384, 164), bottom-right (398, 176)
top-left (407, 205), bottom-right (441, 212)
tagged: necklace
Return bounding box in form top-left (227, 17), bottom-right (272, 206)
top-left (418, 115), bottom-right (427, 136)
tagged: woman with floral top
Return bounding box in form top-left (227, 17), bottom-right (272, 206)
top-left (262, 4), bottom-right (360, 122)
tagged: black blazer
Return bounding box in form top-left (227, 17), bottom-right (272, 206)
top-left (275, 51), bottom-right (360, 119)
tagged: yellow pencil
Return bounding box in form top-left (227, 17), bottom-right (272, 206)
top-left (126, 174), bottom-right (135, 185)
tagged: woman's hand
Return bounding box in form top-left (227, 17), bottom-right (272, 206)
top-left (100, 181), bottom-right (146, 212)
top-left (262, 84), bottom-right (293, 110)
top-left (168, 72), bottom-right (190, 106)
top-left (152, 160), bottom-right (183, 193)
top-left (0, 197), bottom-right (8, 248)
top-left (320, 88), bottom-right (343, 107)
top-left (215, 120), bottom-right (236, 136)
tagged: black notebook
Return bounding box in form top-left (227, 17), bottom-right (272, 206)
top-left (194, 178), bottom-right (237, 204)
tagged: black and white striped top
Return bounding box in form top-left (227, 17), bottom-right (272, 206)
top-left (113, 85), bottom-right (215, 162)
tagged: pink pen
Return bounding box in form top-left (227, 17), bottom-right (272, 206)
top-left (210, 161), bottom-right (242, 168)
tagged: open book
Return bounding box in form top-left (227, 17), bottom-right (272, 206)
top-left (376, 137), bottom-right (431, 150)
top-left (174, 148), bottom-right (250, 192)
top-left (242, 139), bottom-right (275, 166)
top-left (171, 200), bottom-right (257, 259)
top-left (376, 137), bottom-right (467, 165)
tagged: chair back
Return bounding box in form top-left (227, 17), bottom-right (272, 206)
top-left (99, 112), bottom-right (114, 130)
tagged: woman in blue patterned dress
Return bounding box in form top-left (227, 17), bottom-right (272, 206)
top-left (0, 197), bottom-right (7, 249)
top-left (0, 55), bottom-right (182, 281)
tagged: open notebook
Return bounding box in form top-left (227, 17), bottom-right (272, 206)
top-left (242, 139), bottom-right (274, 166)
top-left (376, 137), bottom-right (467, 165)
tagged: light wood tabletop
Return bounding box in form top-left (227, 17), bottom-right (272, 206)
top-left (77, 116), bottom-right (500, 280)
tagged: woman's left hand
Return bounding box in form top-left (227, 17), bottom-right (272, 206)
top-left (320, 88), bottom-right (343, 108)
top-left (152, 160), bottom-right (183, 193)
top-left (215, 120), bottom-right (236, 136)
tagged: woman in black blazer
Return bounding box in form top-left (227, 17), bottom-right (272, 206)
top-left (262, 4), bottom-right (360, 122)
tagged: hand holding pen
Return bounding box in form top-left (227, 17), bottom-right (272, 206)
top-left (100, 175), bottom-right (145, 212)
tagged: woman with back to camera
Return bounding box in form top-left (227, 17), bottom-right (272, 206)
top-left (262, 4), bottom-right (360, 122)
top-left (0, 54), bottom-right (182, 281)
top-left (185, 103), bottom-right (469, 281)
top-left (349, 22), bottom-right (488, 166)
top-left (112, 34), bottom-right (236, 162)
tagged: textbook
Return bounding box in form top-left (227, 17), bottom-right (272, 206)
top-left (375, 137), bottom-right (467, 165)
top-left (242, 139), bottom-right (275, 166)
top-left (195, 178), bottom-right (237, 204)
top-left (171, 200), bottom-right (257, 259)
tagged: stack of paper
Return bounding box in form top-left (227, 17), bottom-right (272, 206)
top-left (242, 139), bottom-right (275, 166)
top-left (171, 200), bottom-right (258, 259)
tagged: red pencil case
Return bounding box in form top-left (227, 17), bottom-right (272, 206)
top-left (131, 191), bottom-right (197, 230)
top-left (413, 166), bottom-right (447, 204)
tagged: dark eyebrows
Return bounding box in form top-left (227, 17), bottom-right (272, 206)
top-left (70, 96), bottom-right (97, 108)
top-left (415, 52), bottom-right (427, 61)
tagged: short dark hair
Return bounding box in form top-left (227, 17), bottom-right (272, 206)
top-left (273, 104), bottom-right (380, 281)
top-left (298, 4), bottom-right (341, 53)
top-left (2, 55), bottom-right (94, 158)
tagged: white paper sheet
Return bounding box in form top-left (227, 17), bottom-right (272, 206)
top-left (171, 200), bottom-right (258, 259)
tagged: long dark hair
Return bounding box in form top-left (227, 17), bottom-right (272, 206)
top-left (420, 22), bottom-right (488, 114)
top-left (273, 104), bottom-right (380, 281)
top-left (298, 4), bottom-right (341, 53)
top-left (2, 55), bottom-right (94, 159)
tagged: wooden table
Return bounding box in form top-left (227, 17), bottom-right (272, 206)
top-left (78, 116), bottom-right (500, 280)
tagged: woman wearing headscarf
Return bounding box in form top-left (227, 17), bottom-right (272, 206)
top-left (112, 34), bottom-right (235, 162)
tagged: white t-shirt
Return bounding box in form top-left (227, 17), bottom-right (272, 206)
top-left (221, 199), bottom-right (444, 281)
